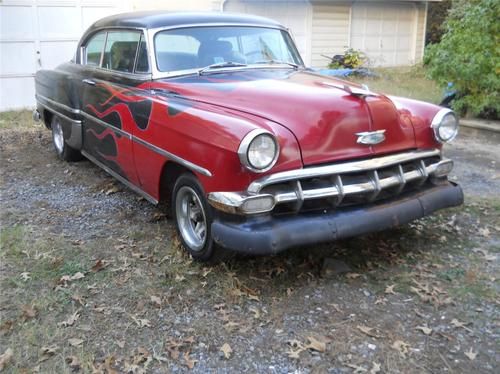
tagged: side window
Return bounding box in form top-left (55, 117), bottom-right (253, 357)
top-left (102, 31), bottom-right (141, 73)
top-left (85, 32), bottom-right (106, 66)
top-left (135, 34), bottom-right (150, 73)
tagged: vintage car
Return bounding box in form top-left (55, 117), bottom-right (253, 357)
top-left (34, 11), bottom-right (463, 261)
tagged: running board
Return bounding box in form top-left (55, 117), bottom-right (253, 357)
top-left (81, 150), bottom-right (158, 205)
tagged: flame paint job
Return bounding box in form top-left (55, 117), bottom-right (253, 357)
top-left (35, 65), bottom-right (444, 203)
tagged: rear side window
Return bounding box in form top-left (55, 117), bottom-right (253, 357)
top-left (135, 34), bottom-right (150, 73)
top-left (85, 32), bottom-right (106, 66)
top-left (103, 31), bottom-right (141, 73)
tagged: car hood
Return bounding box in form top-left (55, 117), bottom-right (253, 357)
top-left (149, 69), bottom-right (416, 166)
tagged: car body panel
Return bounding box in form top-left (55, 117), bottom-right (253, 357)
top-left (33, 11), bottom-right (461, 256)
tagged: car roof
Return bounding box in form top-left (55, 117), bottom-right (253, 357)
top-left (89, 11), bottom-right (284, 31)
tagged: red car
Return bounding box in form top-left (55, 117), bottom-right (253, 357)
top-left (33, 11), bottom-right (463, 261)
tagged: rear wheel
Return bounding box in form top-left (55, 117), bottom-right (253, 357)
top-left (51, 115), bottom-right (82, 162)
top-left (172, 173), bottom-right (228, 262)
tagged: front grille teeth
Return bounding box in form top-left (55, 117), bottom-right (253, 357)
top-left (261, 155), bottom-right (442, 213)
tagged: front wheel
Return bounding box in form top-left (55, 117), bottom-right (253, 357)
top-left (51, 115), bottom-right (82, 162)
top-left (172, 173), bottom-right (228, 262)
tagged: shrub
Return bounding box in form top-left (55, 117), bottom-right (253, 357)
top-left (327, 48), bottom-right (366, 69)
top-left (424, 0), bottom-right (499, 118)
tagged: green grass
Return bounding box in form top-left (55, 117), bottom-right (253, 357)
top-left (346, 66), bottom-right (442, 104)
top-left (0, 110), bottom-right (37, 130)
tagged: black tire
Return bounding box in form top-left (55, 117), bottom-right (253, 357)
top-left (51, 115), bottom-right (82, 162)
top-left (172, 173), bottom-right (230, 262)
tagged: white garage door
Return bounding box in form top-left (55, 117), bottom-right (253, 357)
top-left (224, 0), bottom-right (311, 65)
top-left (0, 0), bottom-right (129, 111)
top-left (350, 3), bottom-right (416, 67)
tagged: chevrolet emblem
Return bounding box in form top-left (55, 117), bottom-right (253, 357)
top-left (356, 130), bottom-right (386, 145)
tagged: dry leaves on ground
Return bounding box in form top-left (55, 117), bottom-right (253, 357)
top-left (68, 338), bottom-right (84, 347)
top-left (391, 340), bottom-right (410, 358)
top-left (220, 343), bottom-right (232, 359)
top-left (415, 325), bottom-right (433, 335)
top-left (384, 284), bottom-right (396, 295)
top-left (0, 348), bottom-right (13, 371)
top-left (66, 355), bottom-right (81, 371)
top-left (465, 347), bottom-right (478, 360)
top-left (58, 310), bottom-right (81, 327)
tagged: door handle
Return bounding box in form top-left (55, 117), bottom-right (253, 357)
top-left (82, 79), bottom-right (96, 86)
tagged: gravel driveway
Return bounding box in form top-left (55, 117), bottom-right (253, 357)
top-left (0, 115), bottom-right (498, 373)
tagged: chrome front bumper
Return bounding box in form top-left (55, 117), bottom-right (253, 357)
top-left (208, 149), bottom-right (454, 215)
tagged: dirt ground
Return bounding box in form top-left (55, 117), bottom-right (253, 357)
top-left (0, 112), bottom-right (498, 373)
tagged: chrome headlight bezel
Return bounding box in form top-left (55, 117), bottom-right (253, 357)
top-left (238, 129), bottom-right (280, 173)
top-left (431, 108), bottom-right (459, 143)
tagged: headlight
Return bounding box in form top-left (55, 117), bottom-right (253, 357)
top-left (238, 129), bottom-right (279, 173)
top-left (431, 108), bottom-right (459, 143)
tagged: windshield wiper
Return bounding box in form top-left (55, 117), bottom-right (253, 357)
top-left (198, 61), bottom-right (247, 75)
top-left (253, 60), bottom-right (299, 69)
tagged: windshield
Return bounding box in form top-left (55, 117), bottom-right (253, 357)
top-left (154, 26), bottom-right (303, 73)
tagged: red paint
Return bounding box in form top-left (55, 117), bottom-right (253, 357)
top-left (86, 71), bottom-right (444, 201)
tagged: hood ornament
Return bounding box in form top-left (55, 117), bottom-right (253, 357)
top-left (356, 130), bottom-right (386, 145)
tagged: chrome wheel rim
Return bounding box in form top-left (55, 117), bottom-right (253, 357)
top-left (175, 186), bottom-right (207, 252)
top-left (52, 118), bottom-right (64, 154)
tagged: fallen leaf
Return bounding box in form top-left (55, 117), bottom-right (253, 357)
top-left (450, 318), bottom-right (473, 332)
top-left (347, 363), bottom-right (368, 373)
top-left (91, 259), bottom-right (109, 272)
top-left (39, 345), bottom-right (58, 362)
top-left (391, 340), bottom-right (410, 358)
top-left (464, 347), bottom-right (477, 360)
top-left (116, 340), bottom-right (125, 349)
top-left (357, 325), bottom-right (382, 338)
top-left (131, 315), bottom-right (151, 328)
top-left (249, 306), bottom-right (260, 319)
top-left (58, 310), bottom-right (80, 327)
top-left (306, 336), bottom-right (326, 352)
top-left (150, 295), bottom-right (162, 308)
top-left (68, 338), bottom-right (84, 347)
top-left (0, 320), bottom-right (14, 334)
top-left (66, 355), bottom-right (81, 371)
top-left (385, 284), bottom-right (396, 295)
top-left (415, 325), bottom-right (433, 335)
top-left (71, 294), bottom-right (85, 307)
top-left (183, 351), bottom-right (197, 369)
top-left (247, 294), bottom-right (260, 302)
top-left (20, 272), bottom-right (31, 282)
top-left (105, 185), bottom-right (120, 195)
top-left (70, 272), bottom-right (85, 281)
top-left (370, 362), bottom-right (381, 374)
top-left (0, 348), bottom-right (13, 371)
top-left (175, 274), bottom-right (186, 282)
top-left (346, 272), bottom-right (362, 279)
top-left (220, 343), bottom-right (232, 359)
top-left (21, 305), bottom-right (38, 320)
top-left (104, 355), bottom-right (118, 374)
top-left (287, 349), bottom-right (302, 359)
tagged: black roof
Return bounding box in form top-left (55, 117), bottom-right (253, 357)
top-left (89, 11), bottom-right (284, 31)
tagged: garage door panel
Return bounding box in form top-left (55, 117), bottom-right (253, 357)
top-left (350, 3), bottom-right (415, 67)
top-left (38, 6), bottom-right (81, 38)
top-left (40, 41), bottom-right (77, 69)
top-left (0, 6), bottom-right (34, 40)
top-left (0, 77), bottom-right (35, 109)
top-left (0, 42), bottom-right (36, 74)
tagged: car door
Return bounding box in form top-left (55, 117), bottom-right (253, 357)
top-left (80, 29), bottom-right (151, 186)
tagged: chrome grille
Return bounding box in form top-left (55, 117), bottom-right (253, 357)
top-left (250, 150), bottom-right (448, 213)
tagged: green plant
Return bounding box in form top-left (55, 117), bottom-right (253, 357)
top-left (328, 48), bottom-right (366, 69)
top-left (424, 0), bottom-right (499, 118)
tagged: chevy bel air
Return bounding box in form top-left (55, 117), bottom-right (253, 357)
top-left (34, 11), bottom-right (463, 261)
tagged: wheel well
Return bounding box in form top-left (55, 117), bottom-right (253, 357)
top-left (159, 162), bottom-right (192, 204)
top-left (43, 109), bottom-right (53, 129)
